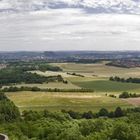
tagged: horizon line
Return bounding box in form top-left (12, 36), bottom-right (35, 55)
top-left (0, 50), bottom-right (140, 53)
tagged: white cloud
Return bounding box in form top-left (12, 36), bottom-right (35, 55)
top-left (0, 2), bottom-right (140, 51)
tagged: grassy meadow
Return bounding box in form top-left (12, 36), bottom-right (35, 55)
top-left (6, 91), bottom-right (132, 112)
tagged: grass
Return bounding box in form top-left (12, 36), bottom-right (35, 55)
top-left (10, 82), bottom-right (81, 89)
top-left (73, 80), bottom-right (140, 92)
top-left (6, 91), bottom-right (132, 112)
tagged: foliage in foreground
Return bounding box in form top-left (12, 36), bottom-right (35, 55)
top-left (0, 111), bottom-right (140, 140)
top-left (0, 92), bottom-right (140, 140)
top-left (0, 92), bottom-right (20, 122)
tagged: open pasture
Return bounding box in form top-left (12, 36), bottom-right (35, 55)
top-left (6, 91), bottom-right (132, 112)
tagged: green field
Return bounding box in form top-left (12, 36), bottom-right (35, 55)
top-left (6, 91), bottom-right (132, 112)
top-left (73, 80), bottom-right (140, 92)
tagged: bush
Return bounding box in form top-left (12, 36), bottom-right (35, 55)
top-left (119, 92), bottom-right (130, 98)
top-left (98, 108), bottom-right (109, 117)
top-left (114, 107), bottom-right (124, 117)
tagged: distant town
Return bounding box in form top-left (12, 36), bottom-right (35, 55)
top-left (0, 51), bottom-right (139, 68)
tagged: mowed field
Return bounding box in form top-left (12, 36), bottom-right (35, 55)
top-left (6, 91), bottom-right (132, 112)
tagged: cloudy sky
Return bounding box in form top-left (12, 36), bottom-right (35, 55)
top-left (0, 0), bottom-right (140, 51)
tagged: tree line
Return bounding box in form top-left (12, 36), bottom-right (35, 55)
top-left (108, 92), bottom-right (140, 99)
top-left (8, 61), bottom-right (62, 72)
top-left (1, 86), bottom-right (94, 93)
top-left (109, 76), bottom-right (140, 83)
top-left (119, 92), bottom-right (140, 98)
top-left (62, 107), bottom-right (123, 119)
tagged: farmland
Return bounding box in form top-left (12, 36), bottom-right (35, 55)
top-left (4, 62), bottom-right (140, 113)
top-left (2, 61), bottom-right (140, 112)
top-left (31, 62), bottom-right (140, 93)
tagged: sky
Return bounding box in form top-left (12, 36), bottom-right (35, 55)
top-left (0, 1), bottom-right (140, 51)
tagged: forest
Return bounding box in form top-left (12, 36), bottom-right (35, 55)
top-left (0, 62), bottom-right (63, 86)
